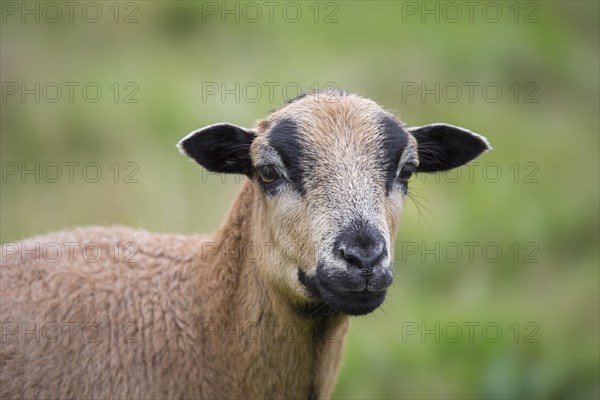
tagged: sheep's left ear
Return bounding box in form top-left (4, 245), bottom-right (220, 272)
top-left (177, 123), bottom-right (256, 176)
top-left (407, 123), bottom-right (491, 173)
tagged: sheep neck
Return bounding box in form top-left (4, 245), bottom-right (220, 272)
top-left (204, 181), bottom-right (349, 399)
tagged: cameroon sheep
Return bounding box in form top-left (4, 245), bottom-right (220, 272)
top-left (0, 90), bottom-right (490, 399)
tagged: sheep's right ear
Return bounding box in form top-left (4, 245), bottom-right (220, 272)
top-left (177, 123), bottom-right (256, 176)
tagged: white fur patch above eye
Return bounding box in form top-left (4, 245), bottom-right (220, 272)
top-left (253, 144), bottom-right (290, 179)
top-left (395, 145), bottom-right (418, 177)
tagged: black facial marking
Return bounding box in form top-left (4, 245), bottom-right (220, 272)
top-left (379, 115), bottom-right (410, 194)
top-left (268, 118), bottom-right (312, 195)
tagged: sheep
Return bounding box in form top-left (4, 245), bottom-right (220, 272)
top-left (0, 90), bottom-right (490, 399)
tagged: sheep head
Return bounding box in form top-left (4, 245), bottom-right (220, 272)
top-left (178, 90), bottom-right (490, 316)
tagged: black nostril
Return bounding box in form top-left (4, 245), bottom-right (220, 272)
top-left (340, 247), bottom-right (360, 266)
top-left (340, 241), bottom-right (385, 270)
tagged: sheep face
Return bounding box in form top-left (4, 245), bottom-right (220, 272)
top-left (178, 91), bottom-right (490, 316)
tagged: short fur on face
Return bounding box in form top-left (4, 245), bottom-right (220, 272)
top-left (179, 90), bottom-right (490, 315)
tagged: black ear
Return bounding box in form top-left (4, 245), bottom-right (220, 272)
top-left (177, 123), bottom-right (256, 176)
top-left (407, 123), bottom-right (491, 173)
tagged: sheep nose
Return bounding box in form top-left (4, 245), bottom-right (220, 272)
top-left (331, 222), bottom-right (392, 293)
top-left (340, 240), bottom-right (386, 270)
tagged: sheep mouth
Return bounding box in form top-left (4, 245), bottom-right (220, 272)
top-left (298, 268), bottom-right (388, 316)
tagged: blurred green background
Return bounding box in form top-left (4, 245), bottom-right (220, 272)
top-left (1, 1), bottom-right (598, 398)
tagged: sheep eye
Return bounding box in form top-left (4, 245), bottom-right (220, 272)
top-left (258, 165), bottom-right (281, 184)
top-left (397, 163), bottom-right (417, 182)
